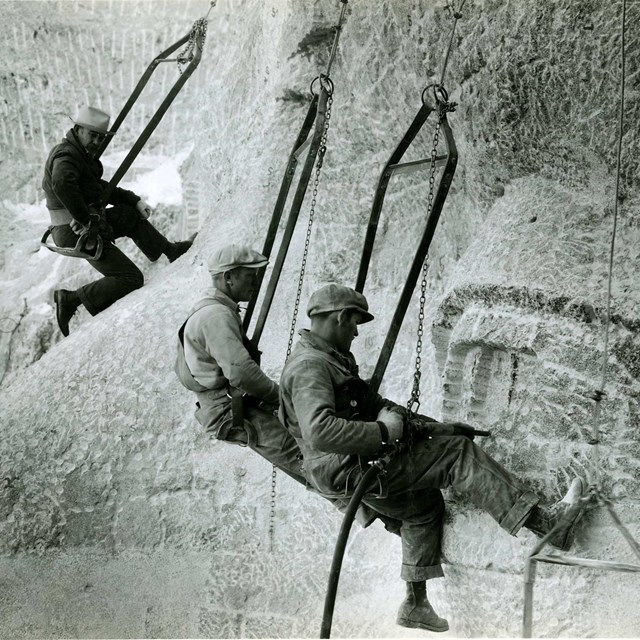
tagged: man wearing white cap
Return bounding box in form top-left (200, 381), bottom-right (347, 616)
top-left (42, 105), bottom-right (195, 336)
top-left (279, 283), bottom-right (584, 633)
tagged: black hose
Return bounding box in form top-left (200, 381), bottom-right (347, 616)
top-left (320, 462), bottom-right (384, 639)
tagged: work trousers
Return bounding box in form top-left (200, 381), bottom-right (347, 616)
top-left (220, 404), bottom-right (306, 483)
top-left (363, 435), bottom-right (540, 582)
top-left (194, 397), bottom-right (402, 531)
top-left (50, 204), bottom-right (168, 315)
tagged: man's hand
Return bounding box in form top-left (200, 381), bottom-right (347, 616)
top-left (136, 199), bottom-right (153, 219)
top-left (70, 212), bottom-right (101, 252)
top-left (376, 407), bottom-right (404, 443)
top-left (69, 219), bottom-right (85, 235)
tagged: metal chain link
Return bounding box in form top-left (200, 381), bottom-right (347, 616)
top-left (268, 88), bottom-right (334, 552)
top-left (177, 15), bottom-right (209, 74)
top-left (406, 108), bottom-right (444, 429)
top-left (285, 90), bottom-right (334, 362)
top-left (268, 462), bottom-right (277, 551)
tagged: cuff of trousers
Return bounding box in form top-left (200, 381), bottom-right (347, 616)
top-left (500, 490), bottom-right (540, 535)
top-left (401, 563), bottom-right (445, 582)
top-left (77, 286), bottom-right (99, 316)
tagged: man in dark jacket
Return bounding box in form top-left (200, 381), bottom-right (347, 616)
top-left (279, 283), bottom-right (584, 633)
top-left (42, 105), bottom-right (194, 336)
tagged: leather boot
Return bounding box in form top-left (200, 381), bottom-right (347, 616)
top-left (53, 289), bottom-right (80, 337)
top-left (396, 581), bottom-right (449, 633)
top-left (524, 477), bottom-right (584, 550)
top-left (164, 232), bottom-right (197, 263)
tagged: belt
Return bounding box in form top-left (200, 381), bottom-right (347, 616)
top-left (48, 207), bottom-right (74, 226)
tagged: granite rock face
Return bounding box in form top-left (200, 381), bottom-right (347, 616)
top-left (1, 0), bottom-right (639, 637)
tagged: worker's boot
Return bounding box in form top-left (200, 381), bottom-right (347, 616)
top-left (396, 581), bottom-right (449, 633)
top-left (53, 289), bottom-right (81, 337)
top-left (523, 477), bottom-right (584, 551)
top-left (164, 232), bottom-right (197, 263)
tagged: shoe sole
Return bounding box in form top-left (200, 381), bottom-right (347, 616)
top-left (397, 617), bottom-right (449, 633)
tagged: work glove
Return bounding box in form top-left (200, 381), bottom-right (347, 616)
top-left (136, 199), bottom-right (153, 219)
top-left (376, 407), bottom-right (404, 443)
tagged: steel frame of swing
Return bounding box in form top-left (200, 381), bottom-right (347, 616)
top-left (242, 80), bottom-right (332, 347)
top-left (320, 88), bottom-right (458, 639)
top-left (243, 0), bottom-right (349, 351)
top-left (40, 16), bottom-right (208, 261)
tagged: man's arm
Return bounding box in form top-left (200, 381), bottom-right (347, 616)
top-left (50, 156), bottom-right (93, 224)
top-left (288, 360), bottom-right (387, 456)
top-left (198, 308), bottom-right (279, 404)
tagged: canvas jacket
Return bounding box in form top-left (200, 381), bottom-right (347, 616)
top-left (279, 329), bottom-right (399, 497)
top-left (42, 128), bottom-right (140, 225)
top-left (182, 287), bottom-right (279, 406)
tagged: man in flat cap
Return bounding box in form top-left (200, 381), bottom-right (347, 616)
top-left (175, 243), bottom-right (304, 476)
top-left (279, 283), bottom-right (584, 633)
top-left (43, 105), bottom-right (195, 336)
top-left (175, 245), bottom-right (403, 531)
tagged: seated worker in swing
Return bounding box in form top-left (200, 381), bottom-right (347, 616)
top-left (174, 244), bottom-right (403, 531)
top-left (43, 105), bottom-right (195, 337)
top-left (175, 244), bottom-right (306, 479)
top-left (279, 283), bottom-right (585, 633)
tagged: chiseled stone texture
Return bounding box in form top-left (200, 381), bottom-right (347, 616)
top-left (1, 0), bottom-right (639, 638)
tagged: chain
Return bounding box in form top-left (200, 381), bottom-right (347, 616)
top-left (268, 463), bottom-right (277, 551)
top-left (406, 109), bottom-right (444, 429)
top-left (285, 90), bottom-right (334, 362)
top-left (177, 16), bottom-right (209, 74)
top-left (269, 87), bottom-right (333, 550)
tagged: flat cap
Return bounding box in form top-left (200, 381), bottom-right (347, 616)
top-left (307, 284), bottom-right (374, 323)
top-left (208, 244), bottom-right (269, 275)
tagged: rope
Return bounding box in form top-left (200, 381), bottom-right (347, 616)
top-left (587, 0), bottom-right (627, 489)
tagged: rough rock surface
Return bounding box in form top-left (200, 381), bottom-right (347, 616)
top-left (1, 0), bottom-right (639, 637)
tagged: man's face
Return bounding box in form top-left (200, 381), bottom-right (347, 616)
top-left (225, 266), bottom-right (259, 302)
top-left (76, 126), bottom-right (105, 155)
top-left (334, 309), bottom-right (362, 353)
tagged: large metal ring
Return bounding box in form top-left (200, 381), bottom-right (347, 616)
top-left (310, 75), bottom-right (335, 97)
top-left (421, 83), bottom-right (438, 109)
top-left (422, 83), bottom-right (450, 107)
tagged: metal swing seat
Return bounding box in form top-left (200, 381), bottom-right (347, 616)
top-left (41, 2), bottom-right (214, 261)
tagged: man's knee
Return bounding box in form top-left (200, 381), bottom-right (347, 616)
top-left (105, 205), bottom-right (140, 237)
top-left (120, 269), bottom-right (144, 292)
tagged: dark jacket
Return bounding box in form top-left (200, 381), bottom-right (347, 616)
top-left (279, 329), bottom-right (397, 497)
top-left (42, 128), bottom-right (139, 225)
